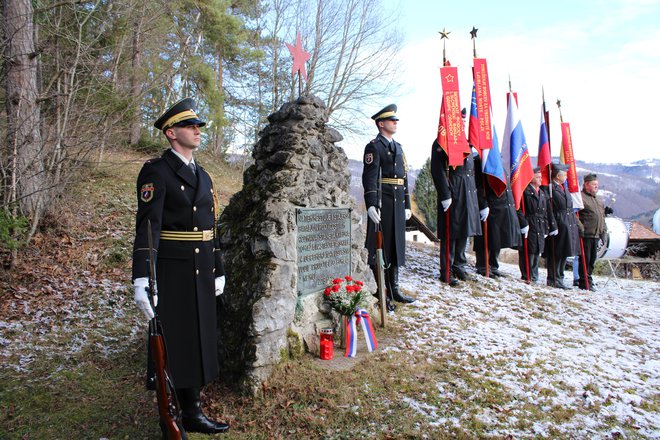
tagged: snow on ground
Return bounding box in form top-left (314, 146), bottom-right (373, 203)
top-left (393, 244), bottom-right (660, 438)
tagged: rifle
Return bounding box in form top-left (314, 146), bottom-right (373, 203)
top-left (374, 168), bottom-right (387, 327)
top-left (147, 220), bottom-right (186, 440)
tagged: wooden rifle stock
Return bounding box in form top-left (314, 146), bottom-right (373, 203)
top-left (146, 220), bottom-right (184, 440)
top-left (374, 228), bottom-right (387, 327)
top-left (150, 319), bottom-right (183, 439)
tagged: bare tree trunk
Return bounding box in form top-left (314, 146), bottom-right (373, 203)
top-left (128, 4), bottom-right (146, 146)
top-left (3, 0), bottom-right (46, 221)
top-left (214, 45), bottom-right (224, 155)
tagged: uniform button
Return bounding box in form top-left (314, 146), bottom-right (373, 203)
top-left (394, 186), bottom-right (398, 190)
top-left (211, 188), bottom-right (214, 194)
top-left (394, 174), bottom-right (397, 178)
top-left (213, 268), bottom-right (216, 273)
top-left (193, 206), bottom-right (197, 211)
top-left (193, 227), bottom-right (198, 231)
top-left (181, 185), bottom-right (185, 191)
top-left (196, 270), bottom-right (199, 275)
top-left (211, 207), bottom-right (214, 212)
top-left (195, 248), bottom-right (200, 253)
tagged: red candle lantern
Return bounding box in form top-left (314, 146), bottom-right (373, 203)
top-left (320, 328), bottom-right (334, 360)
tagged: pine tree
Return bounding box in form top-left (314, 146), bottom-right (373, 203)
top-left (413, 159), bottom-right (437, 233)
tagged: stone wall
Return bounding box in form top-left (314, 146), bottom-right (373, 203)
top-left (217, 95), bottom-right (375, 394)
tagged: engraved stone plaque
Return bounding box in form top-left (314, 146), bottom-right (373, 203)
top-left (297, 208), bottom-right (352, 296)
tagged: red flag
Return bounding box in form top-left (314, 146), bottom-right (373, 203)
top-left (560, 122), bottom-right (584, 209)
top-left (437, 66), bottom-right (470, 167)
top-left (472, 58), bottom-right (493, 151)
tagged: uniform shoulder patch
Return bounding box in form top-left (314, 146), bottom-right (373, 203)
top-left (140, 182), bottom-right (155, 203)
top-left (364, 152), bottom-right (374, 165)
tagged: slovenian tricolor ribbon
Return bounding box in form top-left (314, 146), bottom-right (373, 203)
top-left (344, 308), bottom-right (378, 358)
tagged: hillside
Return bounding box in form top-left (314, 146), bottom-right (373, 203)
top-left (0, 149), bottom-right (658, 439)
top-left (347, 157), bottom-right (660, 227)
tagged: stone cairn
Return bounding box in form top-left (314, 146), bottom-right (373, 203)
top-left (217, 94), bottom-right (375, 394)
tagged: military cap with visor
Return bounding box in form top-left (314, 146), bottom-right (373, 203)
top-left (371, 104), bottom-right (399, 122)
top-left (154, 97), bottom-right (206, 131)
top-left (583, 173), bottom-right (598, 183)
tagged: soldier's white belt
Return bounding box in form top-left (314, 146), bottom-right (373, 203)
top-left (160, 230), bottom-right (213, 241)
top-left (379, 178), bottom-right (404, 185)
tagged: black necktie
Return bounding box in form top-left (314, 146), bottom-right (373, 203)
top-left (188, 162), bottom-right (197, 181)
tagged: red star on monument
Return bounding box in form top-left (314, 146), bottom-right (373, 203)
top-left (286, 32), bottom-right (311, 82)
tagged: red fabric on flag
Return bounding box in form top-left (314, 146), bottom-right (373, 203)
top-left (538, 102), bottom-right (552, 185)
top-left (437, 66), bottom-right (470, 167)
top-left (560, 122), bottom-right (579, 193)
top-left (473, 58), bottom-right (493, 151)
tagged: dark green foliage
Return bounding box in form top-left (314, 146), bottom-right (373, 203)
top-left (413, 158), bottom-right (437, 233)
top-left (0, 209), bottom-right (28, 251)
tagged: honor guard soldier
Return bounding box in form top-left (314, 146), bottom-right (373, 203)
top-left (132, 98), bottom-right (230, 435)
top-left (362, 104), bottom-right (416, 308)
top-left (544, 162), bottom-right (580, 289)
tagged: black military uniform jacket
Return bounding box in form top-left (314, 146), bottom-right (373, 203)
top-left (362, 134), bottom-right (410, 267)
top-left (431, 141), bottom-right (484, 240)
top-left (474, 158), bottom-right (522, 250)
top-left (545, 181), bottom-right (581, 258)
top-left (517, 184), bottom-right (557, 255)
top-left (132, 149), bottom-right (224, 389)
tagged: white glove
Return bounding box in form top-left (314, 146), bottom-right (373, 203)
top-left (133, 277), bottom-right (156, 320)
top-left (215, 276), bottom-right (225, 296)
top-left (549, 229), bottom-right (558, 236)
top-left (367, 206), bottom-right (381, 224)
top-left (521, 225), bottom-right (529, 238)
top-left (441, 198), bottom-right (452, 212)
top-left (405, 209), bottom-right (412, 220)
top-left (479, 207), bottom-right (490, 222)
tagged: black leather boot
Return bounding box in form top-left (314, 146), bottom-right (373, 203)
top-left (177, 388), bottom-right (229, 434)
top-left (388, 266), bottom-right (415, 303)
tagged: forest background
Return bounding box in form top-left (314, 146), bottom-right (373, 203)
top-left (1, 0), bottom-right (402, 267)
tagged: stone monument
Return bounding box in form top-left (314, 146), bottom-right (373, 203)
top-left (217, 94), bottom-right (375, 394)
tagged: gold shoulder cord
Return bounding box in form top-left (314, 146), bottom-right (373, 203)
top-left (403, 153), bottom-right (408, 177)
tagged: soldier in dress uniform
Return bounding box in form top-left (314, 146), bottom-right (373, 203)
top-left (516, 167), bottom-right (557, 282)
top-left (473, 165), bottom-right (522, 278)
top-left (431, 142), bottom-right (486, 286)
top-left (132, 98), bottom-right (229, 435)
top-left (362, 104), bottom-right (415, 308)
top-left (544, 163), bottom-right (581, 289)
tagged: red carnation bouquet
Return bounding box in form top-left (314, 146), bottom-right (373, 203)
top-left (323, 276), bottom-right (365, 316)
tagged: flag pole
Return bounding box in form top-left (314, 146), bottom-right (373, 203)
top-left (543, 87), bottom-right (557, 285)
top-left (557, 99), bottom-right (589, 291)
top-left (440, 28), bottom-right (451, 283)
top-left (471, 27), bottom-right (490, 279)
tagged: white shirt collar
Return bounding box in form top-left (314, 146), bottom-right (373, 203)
top-left (170, 148), bottom-right (194, 166)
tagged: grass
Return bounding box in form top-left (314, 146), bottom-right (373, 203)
top-left (1, 148), bottom-right (658, 439)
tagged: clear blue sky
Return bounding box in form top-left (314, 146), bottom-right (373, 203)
top-left (341, 0), bottom-right (660, 169)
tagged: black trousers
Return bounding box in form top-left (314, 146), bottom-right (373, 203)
top-left (474, 235), bottom-right (500, 273)
top-left (546, 256), bottom-right (568, 285)
top-left (577, 237), bottom-right (598, 289)
top-left (518, 251), bottom-right (540, 281)
top-left (439, 237), bottom-right (468, 279)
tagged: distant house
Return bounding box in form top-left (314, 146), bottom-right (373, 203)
top-left (628, 221), bottom-right (660, 258)
top-left (405, 213), bottom-right (438, 246)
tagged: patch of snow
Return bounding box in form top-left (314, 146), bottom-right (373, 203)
top-left (393, 244), bottom-right (660, 438)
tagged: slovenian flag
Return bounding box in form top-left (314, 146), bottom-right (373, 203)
top-left (503, 92), bottom-right (534, 210)
top-left (537, 101), bottom-right (552, 186)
